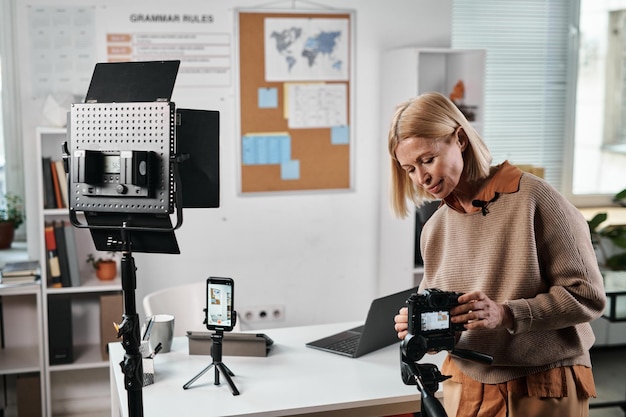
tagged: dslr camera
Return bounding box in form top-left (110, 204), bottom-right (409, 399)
top-left (400, 288), bottom-right (464, 390)
top-left (404, 288), bottom-right (465, 361)
top-left (401, 288), bottom-right (493, 387)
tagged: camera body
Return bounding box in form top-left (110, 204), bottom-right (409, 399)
top-left (401, 288), bottom-right (494, 388)
top-left (406, 288), bottom-right (465, 353)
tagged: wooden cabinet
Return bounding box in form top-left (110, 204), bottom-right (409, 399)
top-left (378, 47), bottom-right (486, 296)
top-left (36, 127), bottom-right (122, 416)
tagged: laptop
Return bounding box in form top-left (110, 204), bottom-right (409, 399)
top-left (306, 287), bottom-right (416, 358)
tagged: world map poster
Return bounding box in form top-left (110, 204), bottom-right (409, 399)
top-left (264, 17), bottom-right (349, 81)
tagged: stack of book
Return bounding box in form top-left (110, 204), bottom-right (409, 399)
top-left (44, 221), bottom-right (81, 288)
top-left (0, 260), bottom-right (41, 285)
top-left (42, 157), bottom-right (68, 209)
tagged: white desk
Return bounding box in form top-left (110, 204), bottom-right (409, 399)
top-left (109, 322), bottom-right (446, 417)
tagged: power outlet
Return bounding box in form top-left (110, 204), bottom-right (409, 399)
top-left (241, 304), bottom-right (285, 322)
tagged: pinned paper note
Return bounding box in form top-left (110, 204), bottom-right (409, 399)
top-left (258, 87), bottom-right (278, 108)
top-left (331, 125), bottom-right (349, 145)
top-left (281, 160), bottom-right (300, 180)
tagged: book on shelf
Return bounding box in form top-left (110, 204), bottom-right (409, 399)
top-left (42, 157), bottom-right (56, 209)
top-left (54, 159), bottom-right (69, 208)
top-left (44, 224), bottom-right (63, 288)
top-left (63, 222), bottom-right (81, 287)
top-left (1, 260), bottom-right (41, 277)
top-left (0, 274), bottom-right (40, 284)
top-left (1, 260), bottom-right (41, 285)
top-left (53, 221), bottom-right (72, 287)
top-left (49, 159), bottom-right (63, 208)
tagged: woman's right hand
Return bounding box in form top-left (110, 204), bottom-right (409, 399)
top-left (394, 307), bottom-right (409, 340)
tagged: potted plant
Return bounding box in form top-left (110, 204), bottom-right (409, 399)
top-left (86, 252), bottom-right (119, 281)
top-left (588, 188), bottom-right (626, 271)
top-left (0, 193), bottom-right (25, 249)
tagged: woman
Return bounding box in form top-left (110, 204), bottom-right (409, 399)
top-left (389, 92), bottom-right (606, 417)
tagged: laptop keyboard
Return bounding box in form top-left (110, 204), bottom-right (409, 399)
top-left (326, 334), bottom-right (361, 354)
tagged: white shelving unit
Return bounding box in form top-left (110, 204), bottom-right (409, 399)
top-left (377, 47), bottom-right (486, 296)
top-left (0, 281), bottom-right (45, 416)
top-left (35, 127), bottom-right (123, 416)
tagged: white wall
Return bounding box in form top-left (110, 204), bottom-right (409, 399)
top-left (16, 0), bottom-right (452, 329)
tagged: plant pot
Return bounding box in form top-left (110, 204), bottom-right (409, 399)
top-left (96, 260), bottom-right (117, 281)
top-left (0, 222), bottom-right (15, 250)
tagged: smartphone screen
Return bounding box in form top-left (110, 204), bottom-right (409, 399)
top-left (206, 277), bottom-right (234, 331)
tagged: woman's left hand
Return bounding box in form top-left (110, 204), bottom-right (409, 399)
top-left (450, 291), bottom-right (514, 330)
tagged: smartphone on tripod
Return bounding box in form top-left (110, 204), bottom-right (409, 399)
top-left (206, 277), bottom-right (235, 332)
top-left (184, 276), bottom-right (239, 394)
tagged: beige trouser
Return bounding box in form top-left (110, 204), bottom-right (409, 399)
top-left (442, 367), bottom-right (589, 417)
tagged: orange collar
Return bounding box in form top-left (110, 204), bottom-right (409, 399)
top-left (443, 161), bottom-right (522, 214)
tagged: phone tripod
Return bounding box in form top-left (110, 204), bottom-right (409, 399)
top-left (183, 329), bottom-right (240, 395)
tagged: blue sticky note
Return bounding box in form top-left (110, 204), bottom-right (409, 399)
top-left (242, 134), bottom-right (292, 166)
top-left (258, 87), bottom-right (278, 108)
top-left (279, 135), bottom-right (291, 162)
top-left (256, 135), bottom-right (269, 164)
top-left (267, 136), bottom-right (281, 164)
top-left (281, 160), bottom-right (300, 180)
top-left (242, 135), bottom-right (257, 165)
top-left (331, 125), bottom-right (349, 145)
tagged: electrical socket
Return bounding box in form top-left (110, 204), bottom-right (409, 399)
top-left (241, 304), bottom-right (285, 322)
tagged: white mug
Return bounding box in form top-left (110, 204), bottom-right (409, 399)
top-left (146, 314), bottom-right (175, 353)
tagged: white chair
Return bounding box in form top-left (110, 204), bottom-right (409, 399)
top-left (142, 281), bottom-right (240, 337)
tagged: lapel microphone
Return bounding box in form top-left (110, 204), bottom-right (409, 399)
top-left (471, 192), bottom-right (500, 216)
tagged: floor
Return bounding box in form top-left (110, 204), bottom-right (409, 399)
top-left (590, 345), bottom-right (626, 417)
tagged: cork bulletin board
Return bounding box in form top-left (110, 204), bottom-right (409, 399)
top-left (237, 10), bottom-right (354, 193)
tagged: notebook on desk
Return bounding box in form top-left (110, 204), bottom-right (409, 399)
top-left (306, 287), bottom-right (416, 358)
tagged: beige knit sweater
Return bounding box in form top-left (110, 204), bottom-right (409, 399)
top-left (419, 173), bottom-right (606, 384)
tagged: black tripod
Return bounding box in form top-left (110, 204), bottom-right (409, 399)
top-left (402, 359), bottom-right (449, 417)
top-left (183, 330), bottom-right (240, 395)
top-left (114, 229), bottom-right (144, 417)
top-left (400, 334), bottom-right (494, 417)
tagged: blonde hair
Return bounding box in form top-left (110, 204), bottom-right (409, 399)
top-left (387, 92), bottom-right (492, 218)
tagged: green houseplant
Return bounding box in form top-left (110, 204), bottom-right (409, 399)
top-left (588, 188), bottom-right (626, 270)
top-left (0, 193), bottom-right (25, 249)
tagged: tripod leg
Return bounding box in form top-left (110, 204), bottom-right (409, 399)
top-left (184, 332), bottom-right (239, 395)
top-left (216, 363), bottom-right (240, 396)
top-left (182, 363), bottom-right (215, 390)
top-left (220, 363), bottom-right (236, 376)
